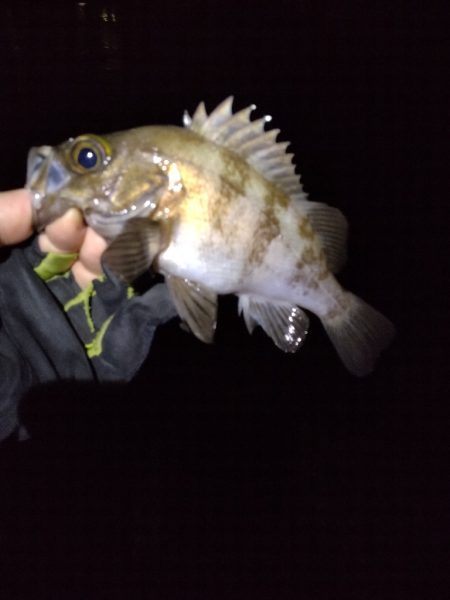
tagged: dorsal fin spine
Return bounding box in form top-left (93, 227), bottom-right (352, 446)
top-left (215, 106), bottom-right (256, 142)
top-left (191, 102), bottom-right (207, 130)
top-left (239, 130), bottom-right (280, 157)
top-left (225, 117), bottom-right (267, 148)
top-left (200, 97), bottom-right (234, 135)
top-left (251, 141), bottom-right (290, 160)
top-left (185, 98), bottom-right (305, 199)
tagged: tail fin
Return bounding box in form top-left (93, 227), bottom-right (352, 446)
top-left (321, 293), bottom-right (395, 376)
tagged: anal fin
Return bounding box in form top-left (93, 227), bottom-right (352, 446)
top-left (166, 275), bottom-right (218, 343)
top-left (238, 295), bottom-right (309, 353)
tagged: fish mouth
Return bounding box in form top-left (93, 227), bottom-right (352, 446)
top-left (31, 193), bottom-right (82, 232)
top-left (26, 146), bottom-right (52, 187)
top-left (27, 145), bottom-right (75, 231)
top-left (27, 146), bottom-right (72, 194)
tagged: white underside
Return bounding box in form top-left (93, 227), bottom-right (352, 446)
top-left (158, 223), bottom-right (344, 319)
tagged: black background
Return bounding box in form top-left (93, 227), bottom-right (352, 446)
top-left (0, 1), bottom-right (448, 598)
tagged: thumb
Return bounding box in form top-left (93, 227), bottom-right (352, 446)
top-left (0, 189), bottom-right (33, 246)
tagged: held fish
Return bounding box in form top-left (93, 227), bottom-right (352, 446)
top-left (27, 97), bottom-right (395, 375)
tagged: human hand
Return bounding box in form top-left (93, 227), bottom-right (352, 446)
top-left (0, 189), bottom-right (176, 444)
top-left (0, 189), bottom-right (33, 245)
top-left (0, 189), bottom-right (107, 288)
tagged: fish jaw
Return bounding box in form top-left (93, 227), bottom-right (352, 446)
top-left (27, 145), bottom-right (75, 230)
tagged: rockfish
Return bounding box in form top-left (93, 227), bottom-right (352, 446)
top-left (27, 97), bottom-right (394, 375)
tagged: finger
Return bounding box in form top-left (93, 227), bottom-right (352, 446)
top-left (38, 208), bottom-right (87, 253)
top-left (78, 227), bottom-right (108, 275)
top-left (71, 228), bottom-right (108, 289)
top-left (0, 189), bottom-right (33, 246)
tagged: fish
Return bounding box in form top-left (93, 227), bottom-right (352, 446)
top-left (27, 97), bottom-right (395, 375)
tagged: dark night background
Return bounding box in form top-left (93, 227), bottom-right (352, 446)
top-left (0, 1), bottom-right (448, 598)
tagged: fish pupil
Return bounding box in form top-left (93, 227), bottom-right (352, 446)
top-left (78, 147), bottom-right (97, 169)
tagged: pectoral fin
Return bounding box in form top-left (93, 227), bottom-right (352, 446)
top-left (102, 219), bottom-right (162, 283)
top-left (238, 295), bottom-right (309, 352)
top-left (166, 275), bottom-right (218, 343)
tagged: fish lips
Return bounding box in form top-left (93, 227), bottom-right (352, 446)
top-left (27, 145), bottom-right (75, 231)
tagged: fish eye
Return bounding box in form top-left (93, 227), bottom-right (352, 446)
top-left (68, 135), bottom-right (111, 174)
top-left (77, 147), bottom-right (98, 169)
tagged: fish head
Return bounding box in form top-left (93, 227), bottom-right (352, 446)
top-left (26, 131), bottom-right (174, 239)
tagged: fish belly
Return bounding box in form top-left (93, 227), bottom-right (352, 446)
top-left (158, 239), bottom-right (243, 293)
top-left (157, 164), bottom-right (344, 318)
top-left (158, 210), bottom-right (343, 321)
top-left (158, 183), bottom-right (267, 293)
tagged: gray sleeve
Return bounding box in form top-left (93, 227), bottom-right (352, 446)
top-left (0, 334), bottom-right (32, 442)
top-left (89, 283), bottom-right (177, 382)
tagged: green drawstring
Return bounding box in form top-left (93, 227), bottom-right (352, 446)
top-left (34, 252), bottom-right (78, 282)
top-left (64, 282), bottom-right (97, 334)
top-left (35, 252), bottom-right (136, 358)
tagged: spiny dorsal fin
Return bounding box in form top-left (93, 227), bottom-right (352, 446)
top-left (184, 97), bottom-right (306, 200)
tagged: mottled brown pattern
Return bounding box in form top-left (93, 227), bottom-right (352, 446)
top-left (317, 249), bottom-right (329, 280)
top-left (248, 203), bottom-right (281, 267)
top-left (220, 148), bottom-right (250, 196)
top-left (270, 186), bottom-right (290, 209)
top-left (291, 243), bottom-right (327, 288)
top-left (299, 217), bottom-right (314, 240)
top-left (209, 176), bottom-right (239, 235)
top-left (290, 255), bottom-right (318, 288)
top-left (301, 245), bottom-right (317, 265)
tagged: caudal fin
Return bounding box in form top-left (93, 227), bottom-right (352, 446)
top-left (321, 293), bottom-right (395, 376)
